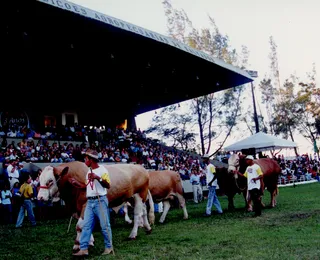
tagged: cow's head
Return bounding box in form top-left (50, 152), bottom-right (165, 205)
top-left (228, 154), bottom-right (240, 174)
top-left (37, 165), bottom-right (69, 202)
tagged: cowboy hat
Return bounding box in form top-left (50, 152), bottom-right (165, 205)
top-left (202, 154), bottom-right (210, 159)
top-left (83, 149), bottom-right (99, 160)
top-left (245, 155), bottom-right (254, 160)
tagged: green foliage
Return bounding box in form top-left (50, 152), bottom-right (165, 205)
top-left (259, 36), bottom-right (319, 155)
top-left (156, 0), bottom-right (250, 156)
top-left (146, 105), bottom-right (196, 151)
top-left (1, 183), bottom-right (319, 259)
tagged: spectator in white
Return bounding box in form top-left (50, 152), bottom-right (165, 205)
top-left (189, 168), bottom-right (202, 203)
top-left (7, 160), bottom-right (20, 189)
top-left (1, 182), bottom-right (13, 223)
top-left (202, 154), bottom-right (223, 216)
top-left (235, 155), bottom-right (263, 217)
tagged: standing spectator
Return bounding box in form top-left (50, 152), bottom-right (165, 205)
top-left (7, 159), bottom-right (20, 189)
top-left (189, 169), bottom-right (202, 203)
top-left (15, 173), bottom-right (36, 228)
top-left (1, 181), bottom-right (13, 224)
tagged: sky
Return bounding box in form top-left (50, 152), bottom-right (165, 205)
top-left (72, 0), bottom-right (320, 155)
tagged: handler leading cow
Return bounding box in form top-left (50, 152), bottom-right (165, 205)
top-left (227, 153), bottom-right (281, 211)
top-left (37, 153), bottom-right (155, 254)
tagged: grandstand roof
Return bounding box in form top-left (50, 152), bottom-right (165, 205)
top-left (4, 0), bottom-right (252, 118)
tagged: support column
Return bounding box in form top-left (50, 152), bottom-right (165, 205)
top-left (127, 114), bottom-right (137, 131)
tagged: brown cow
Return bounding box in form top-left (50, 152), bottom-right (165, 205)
top-left (227, 154), bottom-right (281, 210)
top-left (124, 170), bottom-right (188, 224)
top-left (37, 161), bottom-right (155, 252)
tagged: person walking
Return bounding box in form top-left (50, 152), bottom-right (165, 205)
top-left (73, 149), bottom-right (113, 257)
top-left (235, 155), bottom-right (263, 217)
top-left (202, 154), bottom-right (223, 216)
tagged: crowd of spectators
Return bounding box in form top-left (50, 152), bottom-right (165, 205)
top-left (0, 123), bottom-right (319, 224)
top-left (275, 154), bottom-right (320, 183)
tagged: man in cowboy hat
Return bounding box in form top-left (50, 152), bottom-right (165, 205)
top-left (235, 155), bottom-right (263, 217)
top-left (202, 154), bottom-right (223, 217)
top-left (73, 149), bottom-right (113, 256)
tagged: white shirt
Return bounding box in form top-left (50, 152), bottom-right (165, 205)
top-left (86, 165), bottom-right (110, 197)
top-left (206, 163), bottom-right (217, 187)
top-left (7, 164), bottom-right (20, 189)
top-left (244, 164), bottom-right (263, 190)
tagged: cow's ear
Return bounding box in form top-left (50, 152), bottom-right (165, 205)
top-left (53, 166), bottom-right (69, 179)
top-left (60, 167), bottom-right (69, 177)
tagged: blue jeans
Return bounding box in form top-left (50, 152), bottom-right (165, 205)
top-left (206, 186), bottom-right (223, 215)
top-left (16, 199), bottom-right (36, 227)
top-left (80, 196), bottom-right (112, 250)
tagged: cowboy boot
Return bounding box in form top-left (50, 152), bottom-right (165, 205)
top-left (101, 247), bottom-right (113, 255)
top-left (73, 249), bottom-right (89, 256)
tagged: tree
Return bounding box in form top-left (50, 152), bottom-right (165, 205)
top-left (156, 0), bottom-right (249, 156)
top-left (146, 104), bottom-right (196, 151)
top-left (296, 64), bottom-right (319, 155)
top-left (270, 78), bottom-right (300, 155)
top-left (259, 77), bottom-right (277, 134)
top-left (269, 36), bottom-right (281, 89)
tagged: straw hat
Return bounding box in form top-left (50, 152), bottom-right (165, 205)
top-left (83, 149), bottom-right (99, 160)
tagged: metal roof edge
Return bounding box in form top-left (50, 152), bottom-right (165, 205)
top-left (37, 0), bottom-right (252, 81)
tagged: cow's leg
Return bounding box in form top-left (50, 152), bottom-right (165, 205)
top-left (147, 190), bottom-right (155, 225)
top-left (128, 194), bottom-right (144, 239)
top-left (270, 188), bottom-right (277, 208)
top-left (243, 190), bottom-right (253, 212)
top-left (123, 203), bottom-right (133, 224)
top-left (159, 200), bottom-right (171, 223)
top-left (141, 202), bottom-right (152, 234)
top-left (176, 193), bottom-right (188, 220)
top-left (74, 218), bottom-right (94, 252)
top-left (227, 194), bottom-right (236, 211)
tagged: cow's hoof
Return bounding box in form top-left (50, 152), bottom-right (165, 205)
top-left (72, 248), bottom-right (80, 254)
top-left (127, 237), bottom-right (136, 241)
top-left (146, 229), bottom-right (152, 235)
top-left (183, 217), bottom-right (188, 220)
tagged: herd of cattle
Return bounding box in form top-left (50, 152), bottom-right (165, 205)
top-left (36, 155), bottom-right (281, 252)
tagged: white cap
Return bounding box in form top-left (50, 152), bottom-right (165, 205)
top-left (245, 155), bottom-right (254, 160)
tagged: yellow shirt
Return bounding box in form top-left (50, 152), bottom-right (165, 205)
top-left (20, 183), bottom-right (33, 199)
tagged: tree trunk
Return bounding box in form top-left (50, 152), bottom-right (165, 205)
top-left (196, 99), bottom-right (205, 155)
top-left (206, 98), bottom-right (213, 154)
top-left (288, 126), bottom-right (298, 156)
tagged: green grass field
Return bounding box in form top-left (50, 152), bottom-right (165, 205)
top-left (1, 182), bottom-right (319, 260)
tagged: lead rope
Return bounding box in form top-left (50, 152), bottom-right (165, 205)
top-left (231, 165), bottom-right (246, 192)
top-left (91, 167), bottom-right (115, 256)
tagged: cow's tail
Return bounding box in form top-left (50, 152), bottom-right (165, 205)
top-left (147, 189), bottom-right (155, 225)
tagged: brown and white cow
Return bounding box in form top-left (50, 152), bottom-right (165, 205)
top-left (37, 161), bottom-right (155, 252)
top-left (125, 170), bottom-right (188, 224)
top-left (227, 154), bottom-right (281, 210)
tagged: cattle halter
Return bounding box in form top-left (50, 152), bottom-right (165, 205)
top-left (228, 156), bottom-right (246, 191)
top-left (39, 175), bottom-right (63, 190)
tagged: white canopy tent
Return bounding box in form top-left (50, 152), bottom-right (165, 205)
top-left (224, 132), bottom-right (297, 152)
